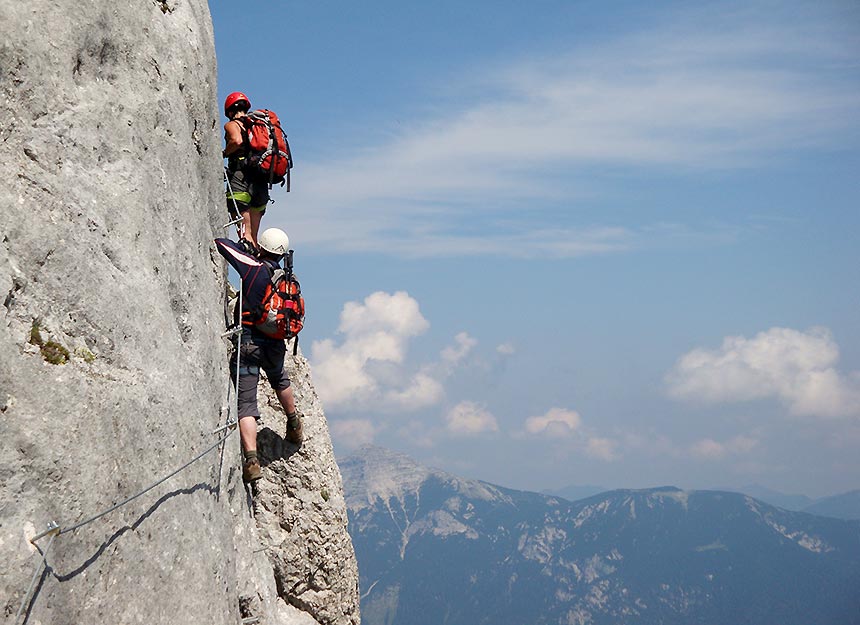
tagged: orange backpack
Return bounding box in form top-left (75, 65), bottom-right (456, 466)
top-left (241, 109), bottom-right (293, 190)
top-left (245, 254), bottom-right (304, 346)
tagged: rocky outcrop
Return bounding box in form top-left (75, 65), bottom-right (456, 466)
top-left (0, 2), bottom-right (358, 624)
top-left (246, 356), bottom-right (360, 625)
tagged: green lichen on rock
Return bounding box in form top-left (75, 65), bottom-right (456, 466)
top-left (41, 341), bottom-right (69, 365)
top-left (28, 320), bottom-right (70, 364)
top-left (75, 347), bottom-right (96, 363)
top-left (29, 321), bottom-right (44, 347)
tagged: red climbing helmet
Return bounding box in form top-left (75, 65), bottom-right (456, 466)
top-left (224, 91), bottom-right (251, 115)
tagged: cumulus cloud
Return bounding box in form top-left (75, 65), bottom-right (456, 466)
top-left (310, 294), bottom-right (482, 416)
top-left (521, 408), bottom-right (619, 461)
top-left (445, 401), bottom-right (499, 436)
top-left (331, 419), bottom-right (378, 450)
top-left (524, 408), bottom-right (582, 436)
top-left (690, 435), bottom-right (759, 460)
top-left (441, 332), bottom-right (478, 366)
top-left (310, 291), bottom-right (430, 410)
top-left (496, 342), bottom-right (516, 355)
top-left (585, 437), bottom-right (619, 461)
top-left (666, 327), bottom-right (860, 418)
top-left (384, 372), bottom-right (444, 411)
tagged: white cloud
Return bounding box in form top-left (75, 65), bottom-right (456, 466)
top-left (585, 437), bottom-right (619, 462)
top-left (690, 439), bottom-right (726, 459)
top-left (384, 372), bottom-right (444, 411)
top-left (690, 435), bottom-right (759, 460)
top-left (310, 291), bottom-right (430, 410)
top-left (445, 401), bottom-right (499, 436)
top-left (524, 408), bottom-right (582, 436)
top-left (338, 291), bottom-right (429, 340)
top-left (331, 419), bottom-right (378, 450)
top-left (310, 294), bottom-right (483, 415)
top-left (309, 337), bottom-right (378, 407)
top-left (278, 8), bottom-right (859, 257)
top-left (496, 342), bottom-right (516, 355)
top-left (521, 408), bottom-right (618, 461)
top-left (441, 332), bottom-right (478, 366)
top-left (666, 327), bottom-right (860, 418)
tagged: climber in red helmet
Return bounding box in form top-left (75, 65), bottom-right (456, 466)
top-left (223, 91), bottom-right (267, 255)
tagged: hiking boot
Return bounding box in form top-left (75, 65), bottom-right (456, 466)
top-left (243, 457), bottom-right (262, 482)
top-left (286, 414), bottom-right (304, 445)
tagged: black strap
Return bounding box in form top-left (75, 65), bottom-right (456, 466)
top-left (284, 135), bottom-right (292, 192)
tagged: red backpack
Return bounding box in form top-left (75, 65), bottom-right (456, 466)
top-left (244, 255), bottom-right (305, 347)
top-left (241, 109), bottom-right (294, 190)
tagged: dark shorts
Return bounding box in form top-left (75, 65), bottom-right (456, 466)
top-left (226, 166), bottom-right (269, 213)
top-left (230, 334), bottom-right (291, 418)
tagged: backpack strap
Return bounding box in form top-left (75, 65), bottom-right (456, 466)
top-left (235, 118), bottom-right (252, 160)
top-left (269, 266), bottom-right (285, 284)
top-left (284, 134), bottom-right (292, 192)
top-left (224, 119), bottom-right (248, 171)
top-left (246, 261), bottom-right (281, 320)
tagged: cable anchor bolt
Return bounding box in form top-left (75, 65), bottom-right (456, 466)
top-left (30, 520), bottom-right (60, 544)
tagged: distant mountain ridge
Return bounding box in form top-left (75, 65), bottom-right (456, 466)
top-left (804, 490), bottom-right (860, 520)
top-left (342, 446), bottom-right (860, 625)
top-left (546, 482), bottom-right (860, 520)
top-left (542, 484), bottom-right (607, 502)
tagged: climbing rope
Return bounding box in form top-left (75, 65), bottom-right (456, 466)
top-left (14, 205), bottom-right (248, 623)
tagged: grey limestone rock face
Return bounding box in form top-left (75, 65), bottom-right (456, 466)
top-left (0, 1), bottom-right (359, 624)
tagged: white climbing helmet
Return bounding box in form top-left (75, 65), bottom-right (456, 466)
top-left (258, 228), bottom-right (290, 256)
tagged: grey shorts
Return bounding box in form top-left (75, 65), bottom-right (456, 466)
top-left (230, 334), bottom-right (291, 418)
top-left (226, 166), bottom-right (270, 213)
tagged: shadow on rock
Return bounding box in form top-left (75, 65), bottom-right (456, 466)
top-left (54, 482), bottom-right (218, 582)
top-left (257, 426), bottom-right (300, 468)
top-left (18, 481), bottom-right (220, 624)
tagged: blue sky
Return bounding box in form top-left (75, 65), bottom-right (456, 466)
top-left (210, 0), bottom-right (860, 498)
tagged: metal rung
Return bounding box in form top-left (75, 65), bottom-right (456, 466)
top-left (212, 421), bottom-right (237, 435)
top-left (223, 215), bottom-right (243, 228)
top-left (221, 326), bottom-right (242, 338)
top-left (241, 618), bottom-right (261, 625)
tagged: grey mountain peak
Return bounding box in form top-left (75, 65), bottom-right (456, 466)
top-left (341, 445), bottom-right (507, 511)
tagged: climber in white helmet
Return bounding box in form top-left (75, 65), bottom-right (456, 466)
top-left (214, 227), bottom-right (303, 483)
